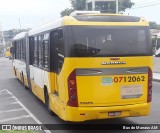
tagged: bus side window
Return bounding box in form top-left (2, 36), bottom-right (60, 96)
top-left (57, 29), bottom-right (64, 74)
top-left (29, 37), bottom-right (34, 65)
top-left (21, 40), bottom-right (23, 61)
top-left (20, 39), bottom-right (26, 62)
top-left (17, 41), bottom-right (20, 60)
top-left (13, 41), bottom-right (16, 59)
top-left (33, 36), bottom-right (39, 66)
top-left (50, 28), bottom-right (64, 74)
top-left (38, 35), bottom-right (43, 68)
top-left (43, 33), bottom-right (49, 70)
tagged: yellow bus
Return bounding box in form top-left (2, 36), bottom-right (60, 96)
top-left (12, 11), bottom-right (153, 122)
top-left (5, 47), bottom-right (11, 58)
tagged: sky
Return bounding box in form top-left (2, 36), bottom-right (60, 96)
top-left (0, 0), bottom-right (72, 30)
top-left (0, 0), bottom-right (160, 31)
top-left (126, 0), bottom-right (160, 24)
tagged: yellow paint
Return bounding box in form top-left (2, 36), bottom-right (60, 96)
top-left (31, 80), bottom-right (45, 103)
top-left (48, 56), bottom-right (152, 121)
top-left (5, 51), bottom-right (11, 58)
top-left (50, 93), bottom-right (67, 121)
top-left (66, 103), bottom-right (150, 122)
top-left (77, 74), bottom-right (148, 107)
top-left (22, 74), bottom-right (28, 87)
top-left (48, 73), bottom-right (56, 93)
top-left (5, 46), bottom-right (12, 58)
top-left (48, 67), bottom-right (67, 120)
top-left (14, 57), bottom-right (152, 122)
top-left (63, 15), bottom-right (149, 26)
top-left (15, 70), bottom-right (22, 81)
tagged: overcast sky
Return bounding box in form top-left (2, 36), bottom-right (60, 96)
top-left (0, 0), bottom-right (160, 31)
top-left (126, 0), bottom-right (160, 24)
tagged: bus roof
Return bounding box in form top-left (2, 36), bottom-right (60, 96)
top-left (28, 18), bottom-right (63, 36)
top-left (13, 13), bottom-right (148, 40)
top-left (13, 32), bottom-right (26, 40)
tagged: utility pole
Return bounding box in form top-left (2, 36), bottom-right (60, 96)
top-left (0, 22), bottom-right (5, 46)
top-left (86, 0), bottom-right (119, 13)
top-left (116, 0), bottom-right (119, 14)
top-left (0, 22), bottom-right (6, 57)
top-left (19, 18), bottom-right (21, 30)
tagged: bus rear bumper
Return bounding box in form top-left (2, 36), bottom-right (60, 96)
top-left (66, 103), bottom-right (151, 122)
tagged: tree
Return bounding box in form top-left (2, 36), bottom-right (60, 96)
top-left (94, 0), bottom-right (134, 13)
top-left (119, 0), bottom-right (135, 12)
top-left (61, 0), bottom-right (135, 17)
top-left (70, 0), bottom-right (86, 10)
top-left (149, 22), bottom-right (160, 30)
top-left (0, 45), bottom-right (4, 56)
top-left (60, 8), bottom-right (74, 17)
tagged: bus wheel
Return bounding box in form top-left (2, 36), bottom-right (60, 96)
top-left (44, 87), bottom-right (54, 116)
top-left (14, 67), bottom-right (17, 76)
top-left (22, 73), bottom-right (28, 90)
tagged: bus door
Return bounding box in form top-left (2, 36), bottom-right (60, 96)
top-left (25, 33), bottom-right (30, 88)
top-left (26, 36), bottom-right (34, 89)
top-left (50, 29), bottom-right (64, 96)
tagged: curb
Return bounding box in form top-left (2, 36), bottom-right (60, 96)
top-left (153, 78), bottom-right (160, 82)
top-left (153, 72), bottom-right (160, 82)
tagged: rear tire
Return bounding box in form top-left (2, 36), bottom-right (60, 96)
top-left (22, 73), bottom-right (28, 90)
top-left (14, 67), bottom-right (17, 76)
top-left (44, 88), bottom-right (54, 116)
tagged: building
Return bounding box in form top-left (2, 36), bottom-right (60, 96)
top-left (86, 0), bottom-right (118, 12)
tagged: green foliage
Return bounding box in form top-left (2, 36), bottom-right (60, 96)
top-left (95, 0), bottom-right (134, 12)
top-left (70, 0), bottom-right (86, 10)
top-left (119, 0), bottom-right (135, 12)
top-left (149, 22), bottom-right (160, 30)
top-left (61, 8), bottom-right (74, 17)
top-left (61, 0), bottom-right (135, 17)
top-left (0, 45), bottom-right (4, 56)
top-left (0, 29), bottom-right (28, 56)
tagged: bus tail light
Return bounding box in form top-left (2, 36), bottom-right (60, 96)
top-left (147, 67), bottom-right (152, 103)
top-left (67, 69), bottom-right (78, 107)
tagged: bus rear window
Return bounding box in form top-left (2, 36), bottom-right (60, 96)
top-left (65, 26), bottom-right (152, 57)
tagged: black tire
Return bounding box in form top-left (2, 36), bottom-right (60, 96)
top-left (21, 73), bottom-right (28, 90)
top-left (14, 67), bottom-right (17, 76)
top-left (45, 89), bottom-right (54, 116)
top-left (24, 84), bottom-right (29, 90)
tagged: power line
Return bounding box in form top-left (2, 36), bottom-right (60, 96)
top-left (131, 2), bottom-right (160, 9)
top-left (133, 0), bottom-right (160, 8)
top-left (133, 0), bottom-right (154, 4)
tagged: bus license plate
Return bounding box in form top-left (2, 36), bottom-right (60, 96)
top-left (108, 111), bottom-right (121, 117)
top-left (121, 85), bottom-right (143, 99)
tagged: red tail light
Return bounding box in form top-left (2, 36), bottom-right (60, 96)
top-left (147, 67), bottom-right (152, 103)
top-left (67, 69), bottom-right (78, 107)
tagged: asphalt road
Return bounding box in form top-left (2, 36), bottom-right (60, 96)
top-left (0, 57), bottom-right (160, 133)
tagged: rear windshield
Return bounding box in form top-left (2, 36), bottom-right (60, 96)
top-left (64, 26), bottom-right (152, 57)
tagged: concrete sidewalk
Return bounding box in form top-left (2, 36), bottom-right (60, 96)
top-left (153, 72), bottom-right (160, 82)
top-left (153, 57), bottom-right (160, 81)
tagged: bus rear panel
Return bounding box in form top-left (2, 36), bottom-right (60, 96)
top-left (63, 24), bottom-right (152, 121)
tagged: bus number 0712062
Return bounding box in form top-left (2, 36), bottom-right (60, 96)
top-left (113, 76), bottom-right (145, 83)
